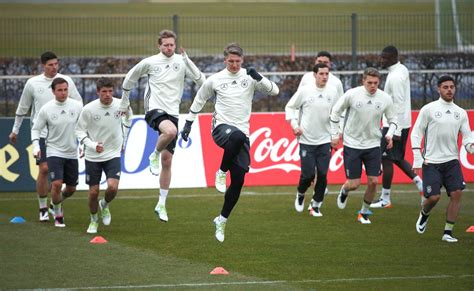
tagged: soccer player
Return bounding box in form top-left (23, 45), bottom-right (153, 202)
top-left (9, 51), bottom-right (82, 222)
top-left (330, 67), bottom-right (398, 224)
top-left (412, 76), bottom-right (473, 243)
top-left (286, 63), bottom-right (339, 217)
top-left (76, 78), bottom-right (132, 234)
top-left (31, 78), bottom-right (83, 227)
top-left (118, 29), bottom-right (205, 222)
top-left (180, 43), bottom-right (279, 242)
top-left (371, 45), bottom-right (423, 209)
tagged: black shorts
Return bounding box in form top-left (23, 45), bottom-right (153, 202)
top-left (381, 127), bottom-right (410, 161)
top-left (46, 156), bottom-right (79, 186)
top-left (144, 109), bottom-right (179, 154)
top-left (85, 157), bottom-right (121, 186)
top-left (212, 124), bottom-right (250, 172)
top-left (422, 159), bottom-right (465, 197)
top-left (299, 143), bottom-right (331, 180)
top-left (36, 138), bottom-right (47, 165)
top-left (343, 146), bottom-right (381, 179)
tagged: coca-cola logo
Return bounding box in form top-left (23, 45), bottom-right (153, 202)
top-left (248, 127), bottom-right (345, 173)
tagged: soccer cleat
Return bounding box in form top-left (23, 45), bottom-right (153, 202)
top-left (154, 204), bottom-right (168, 222)
top-left (39, 208), bottom-right (49, 222)
top-left (54, 215), bottom-right (66, 228)
top-left (294, 193), bottom-right (304, 212)
top-left (309, 207), bottom-right (323, 217)
top-left (213, 216), bottom-right (226, 243)
top-left (149, 151), bottom-right (161, 176)
top-left (99, 200), bottom-right (111, 226)
top-left (416, 211), bottom-right (429, 234)
top-left (357, 213), bottom-right (371, 224)
top-left (370, 199), bottom-right (392, 208)
top-left (215, 170), bottom-right (227, 193)
top-left (86, 221), bottom-right (99, 234)
top-left (442, 234), bottom-right (458, 243)
top-left (337, 191), bottom-right (348, 209)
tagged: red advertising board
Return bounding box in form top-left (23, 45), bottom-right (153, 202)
top-left (198, 111), bottom-right (474, 187)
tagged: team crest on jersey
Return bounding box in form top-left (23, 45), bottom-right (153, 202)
top-left (220, 83), bottom-right (229, 90)
top-left (173, 63), bottom-right (180, 71)
top-left (355, 101), bottom-right (363, 108)
top-left (375, 102), bottom-right (382, 110)
top-left (454, 112), bottom-right (460, 120)
top-left (241, 79), bottom-right (249, 88)
top-left (434, 111), bottom-right (442, 118)
top-left (93, 114), bottom-right (101, 121)
top-left (51, 113), bottom-right (59, 121)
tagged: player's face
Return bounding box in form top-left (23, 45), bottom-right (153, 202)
top-left (315, 56), bottom-right (331, 68)
top-left (98, 86), bottom-right (114, 105)
top-left (159, 37), bottom-right (176, 58)
top-left (380, 52), bottom-right (395, 69)
top-left (43, 59), bottom-right (59, 78)
top-left (438, 80), bottom-right (456, 102)
top-left (53, 82), bottom-right (69, 102)
top-left (224, 54), bottom-right (243, 74)
top-left (314, 67), bottom-right (329, 88)
top-left (363, 75), bottom-right (380, 95)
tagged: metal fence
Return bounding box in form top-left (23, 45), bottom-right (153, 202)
top-left (0, 13), bottom-right (473, 116)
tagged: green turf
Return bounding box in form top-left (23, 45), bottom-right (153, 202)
top-left (1, 184), bottom-right (473, 289)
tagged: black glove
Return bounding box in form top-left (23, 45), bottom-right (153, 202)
top-left (246, 67), bottom-right (263, 81)
top-left (180, 120), bottom-right (193, 141)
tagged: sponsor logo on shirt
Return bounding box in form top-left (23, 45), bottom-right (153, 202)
top-left (51, 113), bottom-right (59, 121)
top-left (435, 111), bottom-right (442, 118)
top-left (93, 114), bottom-right (101, 121)
top-left (355, 101), bottom-right (363, 108)
top-left (220, 83), bottom-right (228, 90)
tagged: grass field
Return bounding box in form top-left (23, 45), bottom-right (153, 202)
top-left (1, 184), bottom-right (473, 290)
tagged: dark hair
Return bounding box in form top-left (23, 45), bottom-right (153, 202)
top-left (363, 67), bottom-right (381, 79)
top-left (51, 77), bottom-right (68, 90)
top-left (437, 75), bottom-right (456, 87)
top-left (96, 77), bottom-right (114, 90)
top-left (158, 29), bottom-right (177, 45)
top-left (224, 43), bottom-right (243, 57)
top-left (382, 45), bottom-right (398, 57)
top-left (316, 51), bottom-right (332, 60)
top-left (40, 51), bottom-right (58, 64)
top-left (312, 62), bottom-right (329, 73)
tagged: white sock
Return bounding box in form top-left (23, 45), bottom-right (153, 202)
top-left (381, 188), bottom-right (391, 201)
top-left (53, 203), bottom-right (62, 216)
top-left (413, 176), bottom-right (423, 192)
top-left (158, 189), bottom-right (169, 205)
top-left (154, 148), bottom-right (160, 156)
top-left (218, 215), bottom-right (227, 223)
top-left (361, 200), bottom-right (371, 214)
top-left (313, 200), bottom-right (323, 208)
top-left (100, 198), bottom-right (108, 208)
top-left (90, 213), bottom-right (99, 222)
top-left (38, 197), bottom-right (48, 209)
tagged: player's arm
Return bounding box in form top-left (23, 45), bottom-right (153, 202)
top-left (410, 106), bottom-right (429, 172)
top-left (181, 48), bottom-right (206, 87)
top-left (249, 68), bottom-right (279, 96)
top-left (119, 60), bottom-right (149, 112)
top-left (10, 81), bottom-right (34, 143)
top-left (75, 108), bottom-right (100, 153)
top-left (285, 88), bottom-right (304, 136)
top-left (460, 111), bottom-right (474, 154)
top-left (388, 76), bottom-right (405, 136)
top-left (330, 91), bottom-right (350, 146)
top-left (31, 108), bottom-right (47, 159)
top-left (383, 99), bottom-right (399, 149)
top-left (121, 106), bottom-right (133, 151)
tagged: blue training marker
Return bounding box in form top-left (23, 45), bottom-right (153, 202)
top-left (10, 217), bottom-right (26, 224)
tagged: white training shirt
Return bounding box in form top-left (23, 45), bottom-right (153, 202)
top-left (31, 98), bottom-right (83, 159)
top-left (187, 68), bottom-right (279, 136)
top-left (12, 73), bottom-right (82, 137)
top-left (330, 86), bottom-right (398, 149)
top-left (298, 72), bottom-right (344, 98)
top-left (120, 52), bottom-right (205, 117)
top-left (76, 98), bottom-right (132, 162)
top-left (285, 84), bottom-right (339, 145)
top-left (411, 98), bottom-right (473, 164)
top-left (382, 62), bottom-right (411, 134)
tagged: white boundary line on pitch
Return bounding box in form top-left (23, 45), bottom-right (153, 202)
top-left (28, 274), bottom-right (474, 290)
top-left (0, 189), bottom-right (460, 202)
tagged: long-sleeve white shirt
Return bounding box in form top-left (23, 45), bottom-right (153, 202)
top-left (31, 98), bottom-right (83, 159)
top-left (285, 84), bottom-right (339, 145)
top-left (330, 86), bottom-right (398, 149)
top-left (76, 98), bottom-right (132, 162)
top-left (298, 72), bottom-right (344, 98)
top-left (12, 73), bottom-right (82, 137)
top-left (187, 68), bottom-right (279, 136)
top-left (120, 52), bottom-right (205, 117)
top-left (382, 62), bottom-right (411, 134)
top-left (411, 98), bottom-right (473, 165)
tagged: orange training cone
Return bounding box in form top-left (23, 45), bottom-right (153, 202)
top-left (210, 267), bottom-right (229, 275)
top-left (90, 236), bottom-right (108, 244)
top-left (466, 226), bottom-right (474, 233)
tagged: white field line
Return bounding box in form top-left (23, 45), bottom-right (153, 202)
top-left (0, 189), bottom-right (462, 202)
top-left (28, 274), bottom-right (474, 290)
